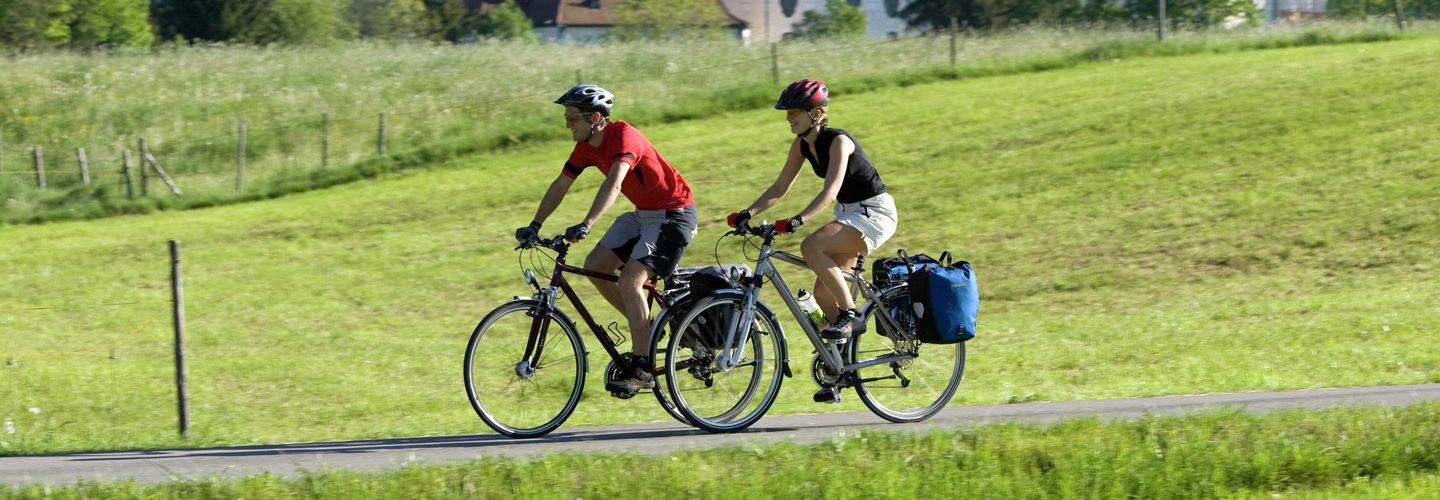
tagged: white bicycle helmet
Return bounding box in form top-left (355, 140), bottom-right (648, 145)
top-left (554, 84), bottom-right (614, 117)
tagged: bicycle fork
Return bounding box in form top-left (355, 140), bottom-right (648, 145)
top-left (714, 289), bottom-right (759, 372)
top-left (516, 288), bottom-right (557, 379)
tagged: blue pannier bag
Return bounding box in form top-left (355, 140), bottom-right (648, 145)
top-left (907, 252), bottom-right (978, 343)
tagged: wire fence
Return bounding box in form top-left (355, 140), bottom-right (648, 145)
top-left (5, 23), bottom-right (1406, 211)
top-left (0, 28), bottom-right (1143, 209)
top-left (0, 306), bottom-right (164, 360)
top-left (2, 241), bottom-right (192, 442)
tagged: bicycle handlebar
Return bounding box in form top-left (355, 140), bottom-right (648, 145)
top-left (515, 234), bottom-right (570, 252)
top-left (730, 221), bottom-right (780, 238)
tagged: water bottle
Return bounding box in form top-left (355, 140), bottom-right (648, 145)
top-left (797, 289), bottom-right (825, 329)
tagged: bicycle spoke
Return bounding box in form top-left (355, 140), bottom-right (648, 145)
top-left (466, 302), bottom-right (585, 438)
top-left (665, 294), bottom-right (784, 433)
top-left (850, 288), bottom-right (964, 423)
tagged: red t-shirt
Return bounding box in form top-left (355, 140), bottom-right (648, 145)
top-left (562, 121), bottom-right (694, 211)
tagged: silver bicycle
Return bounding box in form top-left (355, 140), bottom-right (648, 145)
top-left (661, 221), bottom-right (966, 433)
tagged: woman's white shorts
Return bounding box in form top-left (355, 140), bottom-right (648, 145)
top-left (833, 192), bottom-right (898, 254)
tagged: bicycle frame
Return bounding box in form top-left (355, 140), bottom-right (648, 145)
top-left (719, 227), bottom-right (913, 377)
top-left (519, 238), bottom-right (669, 375)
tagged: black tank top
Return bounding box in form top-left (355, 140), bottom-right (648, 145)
top-left (798, 127), bottom-right (886, 204)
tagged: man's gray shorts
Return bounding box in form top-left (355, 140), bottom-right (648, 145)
top-left (598, 205), bottom-right (698, 279)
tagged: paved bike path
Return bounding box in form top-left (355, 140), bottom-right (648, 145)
top-left (4, 384), bottom-right (1439, 485)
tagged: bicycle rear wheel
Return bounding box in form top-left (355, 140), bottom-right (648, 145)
top-left (464, 299), bottom-right (586, 438)
top-left (664, 294), bottom-right (786, 433)
top-left (850, 287), bottom-right (965, 423)
top-left (647, 305), bottom-right (690, 425)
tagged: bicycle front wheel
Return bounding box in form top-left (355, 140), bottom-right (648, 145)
top-left (464, 299), bottom-right (586, 438)
top-left (665, 293), bottom-right (786, 433)
top-left (850, 287), bottom-right (965, 423)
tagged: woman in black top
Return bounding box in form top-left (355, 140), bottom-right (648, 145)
top-left (727, 79), bottom-right (899, 352)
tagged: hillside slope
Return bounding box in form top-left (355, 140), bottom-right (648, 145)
top-left (1, 38), bottom-right (1436, 454)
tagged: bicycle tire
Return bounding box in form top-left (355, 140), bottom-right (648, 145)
top-left (664, 292), bottom-right (787, 433)
top-left (464, 299), bottom-right (586, 438)
top-left (648, 304), bottom-right (691, 425)
top-left (850, 286), bottom-right (965, 423)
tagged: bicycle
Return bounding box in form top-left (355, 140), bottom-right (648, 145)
top-left (463, 234), bottom-right (691, 438)
top-left (662, 221), bottom-right (966, 433)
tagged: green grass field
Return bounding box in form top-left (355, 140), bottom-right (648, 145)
top-left (6, 404), bottom-right (1440, 498)
top-left (0, 24), bottom-right (1429, 223)
top-left (2, 36), bottom-right (1438, 456)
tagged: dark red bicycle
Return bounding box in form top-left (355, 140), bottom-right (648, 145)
top-left (464, 234), bottom-right (690, 438)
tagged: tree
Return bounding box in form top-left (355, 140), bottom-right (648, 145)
top-left (791, 0), bottom-right (867, 39)
top-left (899, 0), bottom-right (1024, 31)
top-left (1060, 0), bottom-right (1131, 25)
top-left (347, 0), bottom-right (429, 40)
top-left (477, 0), bottom-right (536, 41)
top-left (0, 0), bottom-right (75, 50)
top-left (1328, 0), bottom-right (1438, 20)
top-left (67, 0), bottom-right (154, 48)
top-left (611, 0), bottom-right (732, 41)
top-left (1126, 0), bottom-right (1258, 28)
top-left (223, 0), bottom-right (353, 45)
top-left (151, 0), bottom-right (228, 42)
top-left (421, 0), bottom-right (484, 42)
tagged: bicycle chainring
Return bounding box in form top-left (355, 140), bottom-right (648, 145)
top-left (810, 355), bottom-right (844, 387)
top-left (603, 355), bottom-right (639, 399)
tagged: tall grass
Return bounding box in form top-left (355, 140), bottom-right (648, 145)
top-left (6, 404), bottom-right (1440, 497)
top-left (1, 22), bottom-right (1432, 223)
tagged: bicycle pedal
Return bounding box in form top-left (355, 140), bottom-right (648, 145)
top-left (813, 387), bottom-right (842, 404)
top-left (609, 389), bottom-right (638, 400)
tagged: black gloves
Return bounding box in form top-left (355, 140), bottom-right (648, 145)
top-left (564, 222), bottom-right (590, 242)
top-left (515, 220), bottom-right (542, 244)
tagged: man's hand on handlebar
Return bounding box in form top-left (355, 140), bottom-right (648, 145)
top-left (515, 220), bottom-right (542, 247)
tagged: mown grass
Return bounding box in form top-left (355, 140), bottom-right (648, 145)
top-left (5, 404), bottom-right (1440, 497)
top-left (1, 22), bottom-right (1433, 223)
top-left (1, 36), bottom-right (1438, 455)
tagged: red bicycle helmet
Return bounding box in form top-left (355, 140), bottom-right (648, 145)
top-left (774, 79), bottom-right (829, 110)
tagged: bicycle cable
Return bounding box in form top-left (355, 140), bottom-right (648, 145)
top-left (712, 231), bottom-right (730, 267)
top-left (533, 246), bottom-right (559, 282)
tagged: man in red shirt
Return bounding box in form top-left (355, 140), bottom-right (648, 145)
top-left (515, 84), bottom-right (698, 397)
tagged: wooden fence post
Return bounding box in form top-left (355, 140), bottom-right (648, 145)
top-left (32, 146), bottom-right (45, 189)
top-left (170, 240), bottom-right (190, 440)
top-left (1158, 0), bottom-right (1167, 42)
top-left (77, 147), bottom-right (90, 185)
top-left (122, 150), bottom-right (134, 199)
top-left (139, 139), bottom-right (150, 197)
top-left (236, 120), bottom-right (246, 193)
top-left (321, 113), bottom-right (330, 168)
top-left (378, 113), bottom-right (387, 156)
top-left (770, 43), bottom-right (780, 86)
top-left (950, 18), bottom-right (959, 67)
top-left (1391, 0), bottom-right (1406, 30)
top-left (143, 153), bottom-right (183, 196)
